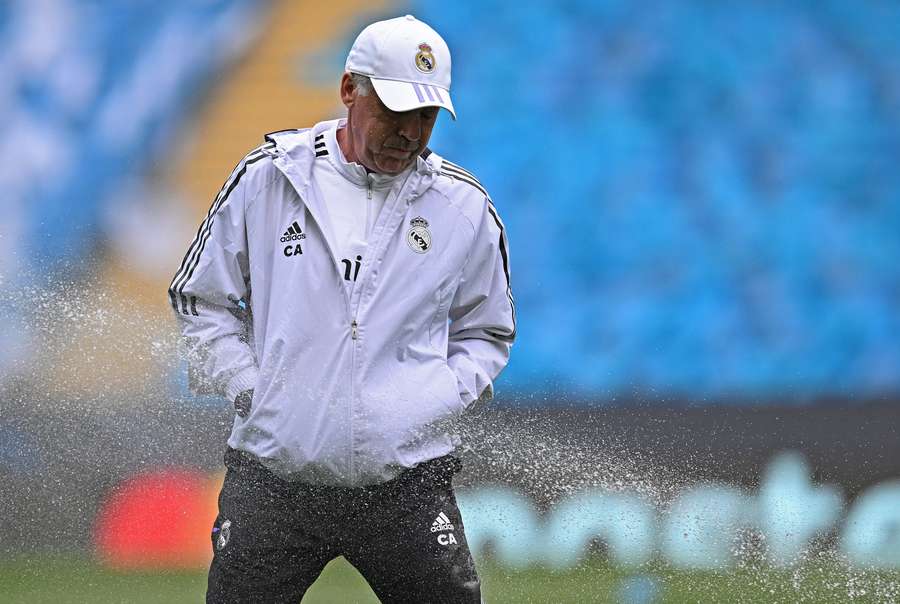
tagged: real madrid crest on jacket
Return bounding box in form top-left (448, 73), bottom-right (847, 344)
top-left (168, 118), bottom-right (515, 487)
top-left (407, 216), bottom-right (431, 253)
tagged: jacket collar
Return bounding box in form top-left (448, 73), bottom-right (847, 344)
top-left (322, 120), bottom-right (409, 189)
top-left (265, 120), bottom-right (443, 282)
top-left (265, 118), bottom-right (442, 202)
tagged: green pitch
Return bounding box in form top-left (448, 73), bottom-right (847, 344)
top-left (1, 556), bottom-right (897, 603)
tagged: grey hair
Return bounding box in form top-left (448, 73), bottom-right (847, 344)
top-left (349, 72), bottom-right (372, 96)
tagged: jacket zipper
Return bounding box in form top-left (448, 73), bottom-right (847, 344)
top-left (351, 178), bottom-right (372, 482)
top-left (349, 316), bottom-right (357, 482)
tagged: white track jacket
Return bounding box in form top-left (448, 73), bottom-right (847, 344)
top-left (169, 119), bottom-right (515, 486)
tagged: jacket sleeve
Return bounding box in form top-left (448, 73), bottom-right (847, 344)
top-left (447, 198), bottom-right (516, 407)
top-left (167, 152), bottom-right (264, 403)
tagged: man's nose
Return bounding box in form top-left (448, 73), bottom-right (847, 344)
top-left (397, 113), bottom-right (422, 142)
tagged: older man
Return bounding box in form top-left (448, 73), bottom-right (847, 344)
top-left (169, 14), bottom-right (515, 603)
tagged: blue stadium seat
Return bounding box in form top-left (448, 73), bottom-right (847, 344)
top-left (6, 0), bottom-right (899, 401)
top-left (413, 0), bottom-right (900, 401)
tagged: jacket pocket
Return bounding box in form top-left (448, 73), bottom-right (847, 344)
top-left (438, 360), bottom-right (466, 413)
top-left (428, 280), bottom-right (456, 355)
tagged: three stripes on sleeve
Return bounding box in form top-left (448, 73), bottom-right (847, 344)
top-left (438, 160), bottom-right (517, 342)
top-left (168, 142), bottom-right (274, 316)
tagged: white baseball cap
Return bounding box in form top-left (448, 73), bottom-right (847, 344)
top-left (345, 15), bottom-right (456, 119)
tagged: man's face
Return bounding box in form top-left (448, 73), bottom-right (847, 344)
top-left (341, 74), bottom-right (440, 175)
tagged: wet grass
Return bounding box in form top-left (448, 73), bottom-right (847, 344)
top-left (0, 555), bottom-right (897, 603)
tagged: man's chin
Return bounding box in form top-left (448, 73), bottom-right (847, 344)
top-left (374, 154), bottom-right (414, 175)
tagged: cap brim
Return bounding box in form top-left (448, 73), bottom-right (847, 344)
top-left (370, 78), bottom-right (456, 120)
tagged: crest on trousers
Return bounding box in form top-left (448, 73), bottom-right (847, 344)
top-left (415, 43), bottom-right (436, 73)
top-left (407, 216), bottom-right (432, 253)
top-left (215, 519), bottom-right (231, 551)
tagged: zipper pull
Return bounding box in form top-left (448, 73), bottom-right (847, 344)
top-left (351, 320), bottom-right (359, 340)
top-left (367, 176), bottom-right (373, 200)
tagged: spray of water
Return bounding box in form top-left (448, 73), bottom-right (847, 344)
top-left (2, 277), bottom-right (899, 601)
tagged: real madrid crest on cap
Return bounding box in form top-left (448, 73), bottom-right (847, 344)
top-left (407, 216), bottom-right (432, 253)
top-left (415, 43), bottom-right (436, 73)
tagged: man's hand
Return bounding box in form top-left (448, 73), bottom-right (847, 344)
top-left (234, 390), bottom-right (253, 417)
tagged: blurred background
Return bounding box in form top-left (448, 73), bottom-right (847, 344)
top-left (1, 0), bottom-right (899, 602)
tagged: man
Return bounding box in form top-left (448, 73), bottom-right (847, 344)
top-left (169, 14), bottom-right (515, 603)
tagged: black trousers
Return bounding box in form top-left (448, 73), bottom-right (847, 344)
top-left (206, 448), bottom-right (481, 603)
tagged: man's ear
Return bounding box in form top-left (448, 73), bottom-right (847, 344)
top-left (340, 72), bottom-right (356, 109)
